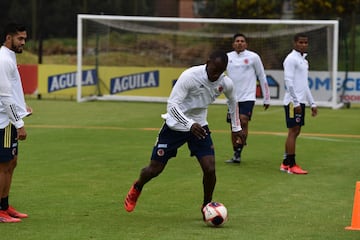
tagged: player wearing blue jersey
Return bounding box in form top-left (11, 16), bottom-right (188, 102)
top-left (280, 33), bottom-right (318, 174)
top-left (124, 50), bottom-right (245, 216)
top-left (0, 23), bottom-right (32, 223)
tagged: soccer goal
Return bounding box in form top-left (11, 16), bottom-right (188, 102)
top-left (77, 14), bottom-right (342, 108)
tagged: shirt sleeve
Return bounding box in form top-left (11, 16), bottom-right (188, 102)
top-left (306, 86), bottom-right (316, 107)
top-left (254, 55), bottom-right (270, 104)
top-left (283, 57), bottom-right (300, 107)
top-left (166, 73), bottom-right (195, 131)
top-left (0, 60), bottom-right (25, 128)
top-left (223, 77), bottom-right (242, 132)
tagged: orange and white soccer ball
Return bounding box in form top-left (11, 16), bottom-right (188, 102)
top-left (202, 202), bottom-right (228, 227)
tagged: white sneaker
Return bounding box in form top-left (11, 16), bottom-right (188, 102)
top-left (225, 157), bottom-right (241, 163)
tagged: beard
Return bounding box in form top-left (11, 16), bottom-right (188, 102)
top-left (11, 41), bottom-right (24, 53)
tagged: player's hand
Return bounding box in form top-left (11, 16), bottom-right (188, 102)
top-left (26, 105), bottom-right (33, 116)
top-left (190, 123), bottom-right (207, 139)
top-left (263, 104), bottom-right (270, 110)
top-left (311, 106), bottom-right (318, 117)
top-left (17, 127), bottom-right (27, 141)
top-left (233, 130), bottom-right (247, 146)
top-left (294, 105), bottom-right (302, 114)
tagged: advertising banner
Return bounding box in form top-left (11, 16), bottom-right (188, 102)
top-left (22, 64), bottom-right (360, 104)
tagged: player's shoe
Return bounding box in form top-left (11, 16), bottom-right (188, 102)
top-left (280, 163), bottom-right (289, 172)
top-left (287, 165), bottom-right (308, 174)
top-left (201, 203), bottom-right (209, 221)
top-left (225, 156), bottom-right (241, 164)
top-left (6, 206), bottom-right (28, 218)
top-left (124, 182), bottom-right (141, 212)
top-left (0, 210), bottom-right (22, 223)
top-left (201, 206), bottom-right (205, 220)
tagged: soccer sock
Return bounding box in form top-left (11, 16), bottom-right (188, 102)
top-left (286, 154), bottom-right (296, 167)
top-left (282, 153), bottom-right (290, 165)
top-left (0, 196), bottom-right (9, 211)
top-left (233, 145), bottom-right (243, 158)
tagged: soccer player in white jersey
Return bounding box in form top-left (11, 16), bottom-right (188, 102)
top-left (0, 23), bottom-right (32, 223)
top-left (225, 33), bottom-right (270, 164)
top-left (280, 33), bottom-right (318, 174)
top-left (124, 50), bottom-right (246, 218)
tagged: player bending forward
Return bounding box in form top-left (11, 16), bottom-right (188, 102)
top-left (124, 50), bottom-right (245, 218)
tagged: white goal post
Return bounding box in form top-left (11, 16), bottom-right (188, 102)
top-left (77, 14), bottom-right (341, 108)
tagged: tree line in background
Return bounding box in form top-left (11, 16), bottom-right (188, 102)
top-left (0, 0), bottom-right (154, 39)
top-left (198, 0), bottom-right (360, 70)
top-left (0, 0), bottom-right (359, 69)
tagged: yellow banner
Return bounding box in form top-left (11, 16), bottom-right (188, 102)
top-left (38, 65), bottom-right (186, 99)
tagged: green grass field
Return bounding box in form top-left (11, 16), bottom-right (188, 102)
top-left (1, 99), bottom-right (360, 240)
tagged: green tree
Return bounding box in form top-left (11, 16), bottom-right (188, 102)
top-left (197, 0), bottom-right (283, 18)
top-left (1, 0), bottom-right (155, 39)
top-left (294, 0), bottom-right (360, 70)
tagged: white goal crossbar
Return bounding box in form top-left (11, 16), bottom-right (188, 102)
top-left (77, 14), bottom-right (341, 108)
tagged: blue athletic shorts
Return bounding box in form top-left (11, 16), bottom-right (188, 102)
top-left (226, 101), bottom-right (255, 123)
top-left (151, 123), bottom-right (214, 163)
top-left (284, 103), bottom-right (306, 128)
top-left (0, 124), bottom-right (18, 163)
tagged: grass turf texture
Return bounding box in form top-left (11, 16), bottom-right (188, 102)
top-left (1, 99), bottom-right (360, 240)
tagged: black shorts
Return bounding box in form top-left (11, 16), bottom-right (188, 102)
top-left (151, 123), bottom-right (214, 163)
top-left (0, 124), bottom-right (18, 163)
top-left (226, 101), bottom-right (255, 123)
top-left (284, 103), bottom-right (306, 128)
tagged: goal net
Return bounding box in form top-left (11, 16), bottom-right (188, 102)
top-left (77, 14), bottom-right (341, 108)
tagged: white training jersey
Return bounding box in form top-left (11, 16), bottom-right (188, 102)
top-left (283, 49), bottom-right (315, 107)
top-left (0, 46), bottom-right (29, 129)
top-left (161, 64), bottom-right (241, 132)
top-left (226, 50), bottom-right (270, 104)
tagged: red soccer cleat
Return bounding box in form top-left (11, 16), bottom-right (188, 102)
top-left (124, 182), bottom-right (141, 212)
top-left (0, 210), bottom-right (21, 223)
top-left (280, 163), bottom-right (289, 172)
top-left (6, 206), bottom-right (28, 218)
top-left (287, 164), bottom-right (308, 174)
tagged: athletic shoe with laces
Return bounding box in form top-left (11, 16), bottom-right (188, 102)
top-left (280, 163), bottom-right (289, 172)
top-left (0, 210), bottom-right (21, 223)
top-left (6, 206), bottom-right (28, 218)
top-left (225, 156), bottom-right (241, 164)
top-left (287, 164), bottom-right (308, 174)
top-left (124, 182), bottom-right (141, 212)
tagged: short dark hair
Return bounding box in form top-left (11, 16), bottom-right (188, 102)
top-left (2, 23), bottom-right (26, 42)
top-left (294, 33), bottom-right (308, 42)
top-left (209, 50), bottom-right (228, 65)
top-left (233, 33), bottom-right (247, 42)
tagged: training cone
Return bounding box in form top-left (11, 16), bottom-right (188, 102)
top-left (345, 181), bottom-right (360, 230)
